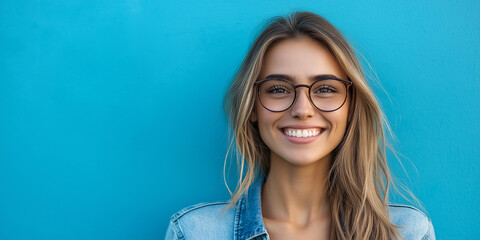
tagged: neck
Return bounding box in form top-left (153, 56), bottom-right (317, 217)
top-left (261, 153), bottom-right (332, 227)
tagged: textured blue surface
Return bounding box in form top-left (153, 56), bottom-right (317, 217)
top-left (0, 1), bottom-right (478, 239)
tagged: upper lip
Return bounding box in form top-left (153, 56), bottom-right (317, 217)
top-left (280, 125), bottom-right (326, 129)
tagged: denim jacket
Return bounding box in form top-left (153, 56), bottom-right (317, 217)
top-left (165, 177), bottom-right (435, 240)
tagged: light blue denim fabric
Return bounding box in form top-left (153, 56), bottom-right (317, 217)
top-left (165, 177), bottom-right (435, 240)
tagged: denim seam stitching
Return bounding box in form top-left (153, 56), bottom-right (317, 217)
top-left (245, 232), bottom-right (267, 240)
top-left (421, 219), bottom-right (433, 240)
top-left (171, 201), bottom-right (229, 221)
top-left (172, 219), bottom-right (185, 240)
top-left (234, 196), bottom-right (244, 240)
top-left (388, 203), bottom-right (429, 218)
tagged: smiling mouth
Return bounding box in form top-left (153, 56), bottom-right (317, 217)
top-left (282, 128), bottom-right (325, 138)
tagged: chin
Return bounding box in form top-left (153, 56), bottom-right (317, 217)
top-left (278, 151), bottom-right (331, 167)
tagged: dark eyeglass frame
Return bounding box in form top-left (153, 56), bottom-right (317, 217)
top-left (254, 77), bottom-right (353, 112)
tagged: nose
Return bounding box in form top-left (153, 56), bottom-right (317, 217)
top-left (290, 87), bottom-right (315, 119)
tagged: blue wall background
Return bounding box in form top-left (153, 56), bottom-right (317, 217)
top-left (1, 1), bottom-right (478, 239)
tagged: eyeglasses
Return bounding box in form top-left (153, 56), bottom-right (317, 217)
top-left (254, 77), bottom-right (353, 112)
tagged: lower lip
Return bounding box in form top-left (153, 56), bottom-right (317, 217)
top-left (280, 129), bottom-right (324, 144)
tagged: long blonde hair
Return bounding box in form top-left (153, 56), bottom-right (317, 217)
top-left (223, 11), bottom-right (402, 240)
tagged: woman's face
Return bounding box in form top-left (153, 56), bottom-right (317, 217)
top-left (252, 37), bottom-right (350, 166)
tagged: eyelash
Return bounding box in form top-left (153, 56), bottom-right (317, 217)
top-left (267, 85), bottom-right (290, 94)
top-left (314, 85), bottom-right (337, 93)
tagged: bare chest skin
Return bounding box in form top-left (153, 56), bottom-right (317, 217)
top-left (263, 217), bottom-right (330, 240)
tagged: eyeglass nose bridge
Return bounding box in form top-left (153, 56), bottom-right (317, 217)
top-left (294, 84), bottom-right (311, 89)
top-left (291, 84), bottom-right (315, 106)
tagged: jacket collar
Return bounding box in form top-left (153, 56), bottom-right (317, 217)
top-left (235, 175), bottom-right (269, 240)
top-left (233, 175), bottom-right (348, 239)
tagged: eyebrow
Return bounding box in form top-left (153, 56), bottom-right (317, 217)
top-left (264, 74), bottom-right (340, 82)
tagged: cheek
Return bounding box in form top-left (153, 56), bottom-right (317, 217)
top-left (256, 108), bottom-right (274, 133)
top-left (255, 106), bottom-right (280, 144)
top-left (326, 105), bottom-right (349, 134)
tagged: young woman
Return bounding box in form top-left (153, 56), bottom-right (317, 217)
top-left (165, 11), bottom-right (435, 240)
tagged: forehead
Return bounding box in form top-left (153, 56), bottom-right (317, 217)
top-left (260, 37), bottom-right (347, 80)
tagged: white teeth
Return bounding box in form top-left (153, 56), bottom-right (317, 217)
top-left (283, 128), bottom-right (322, 138)
top-left (302, 130), bottom-right (308, 137)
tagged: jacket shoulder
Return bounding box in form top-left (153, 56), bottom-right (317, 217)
top-left (165, 201), bottom-right (236, 240)
top-left (388, 204), bottom-right (435, 240)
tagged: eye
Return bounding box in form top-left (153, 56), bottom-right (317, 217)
top-left (267, 85), bottom-right (291, 94)
top-left (313, 85), bottom-right (337, 94)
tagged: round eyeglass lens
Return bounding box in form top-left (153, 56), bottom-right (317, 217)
top-left (310, 79), bottom-right (348, 111)
top-left (258, 79), bottom-right (295, 112)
